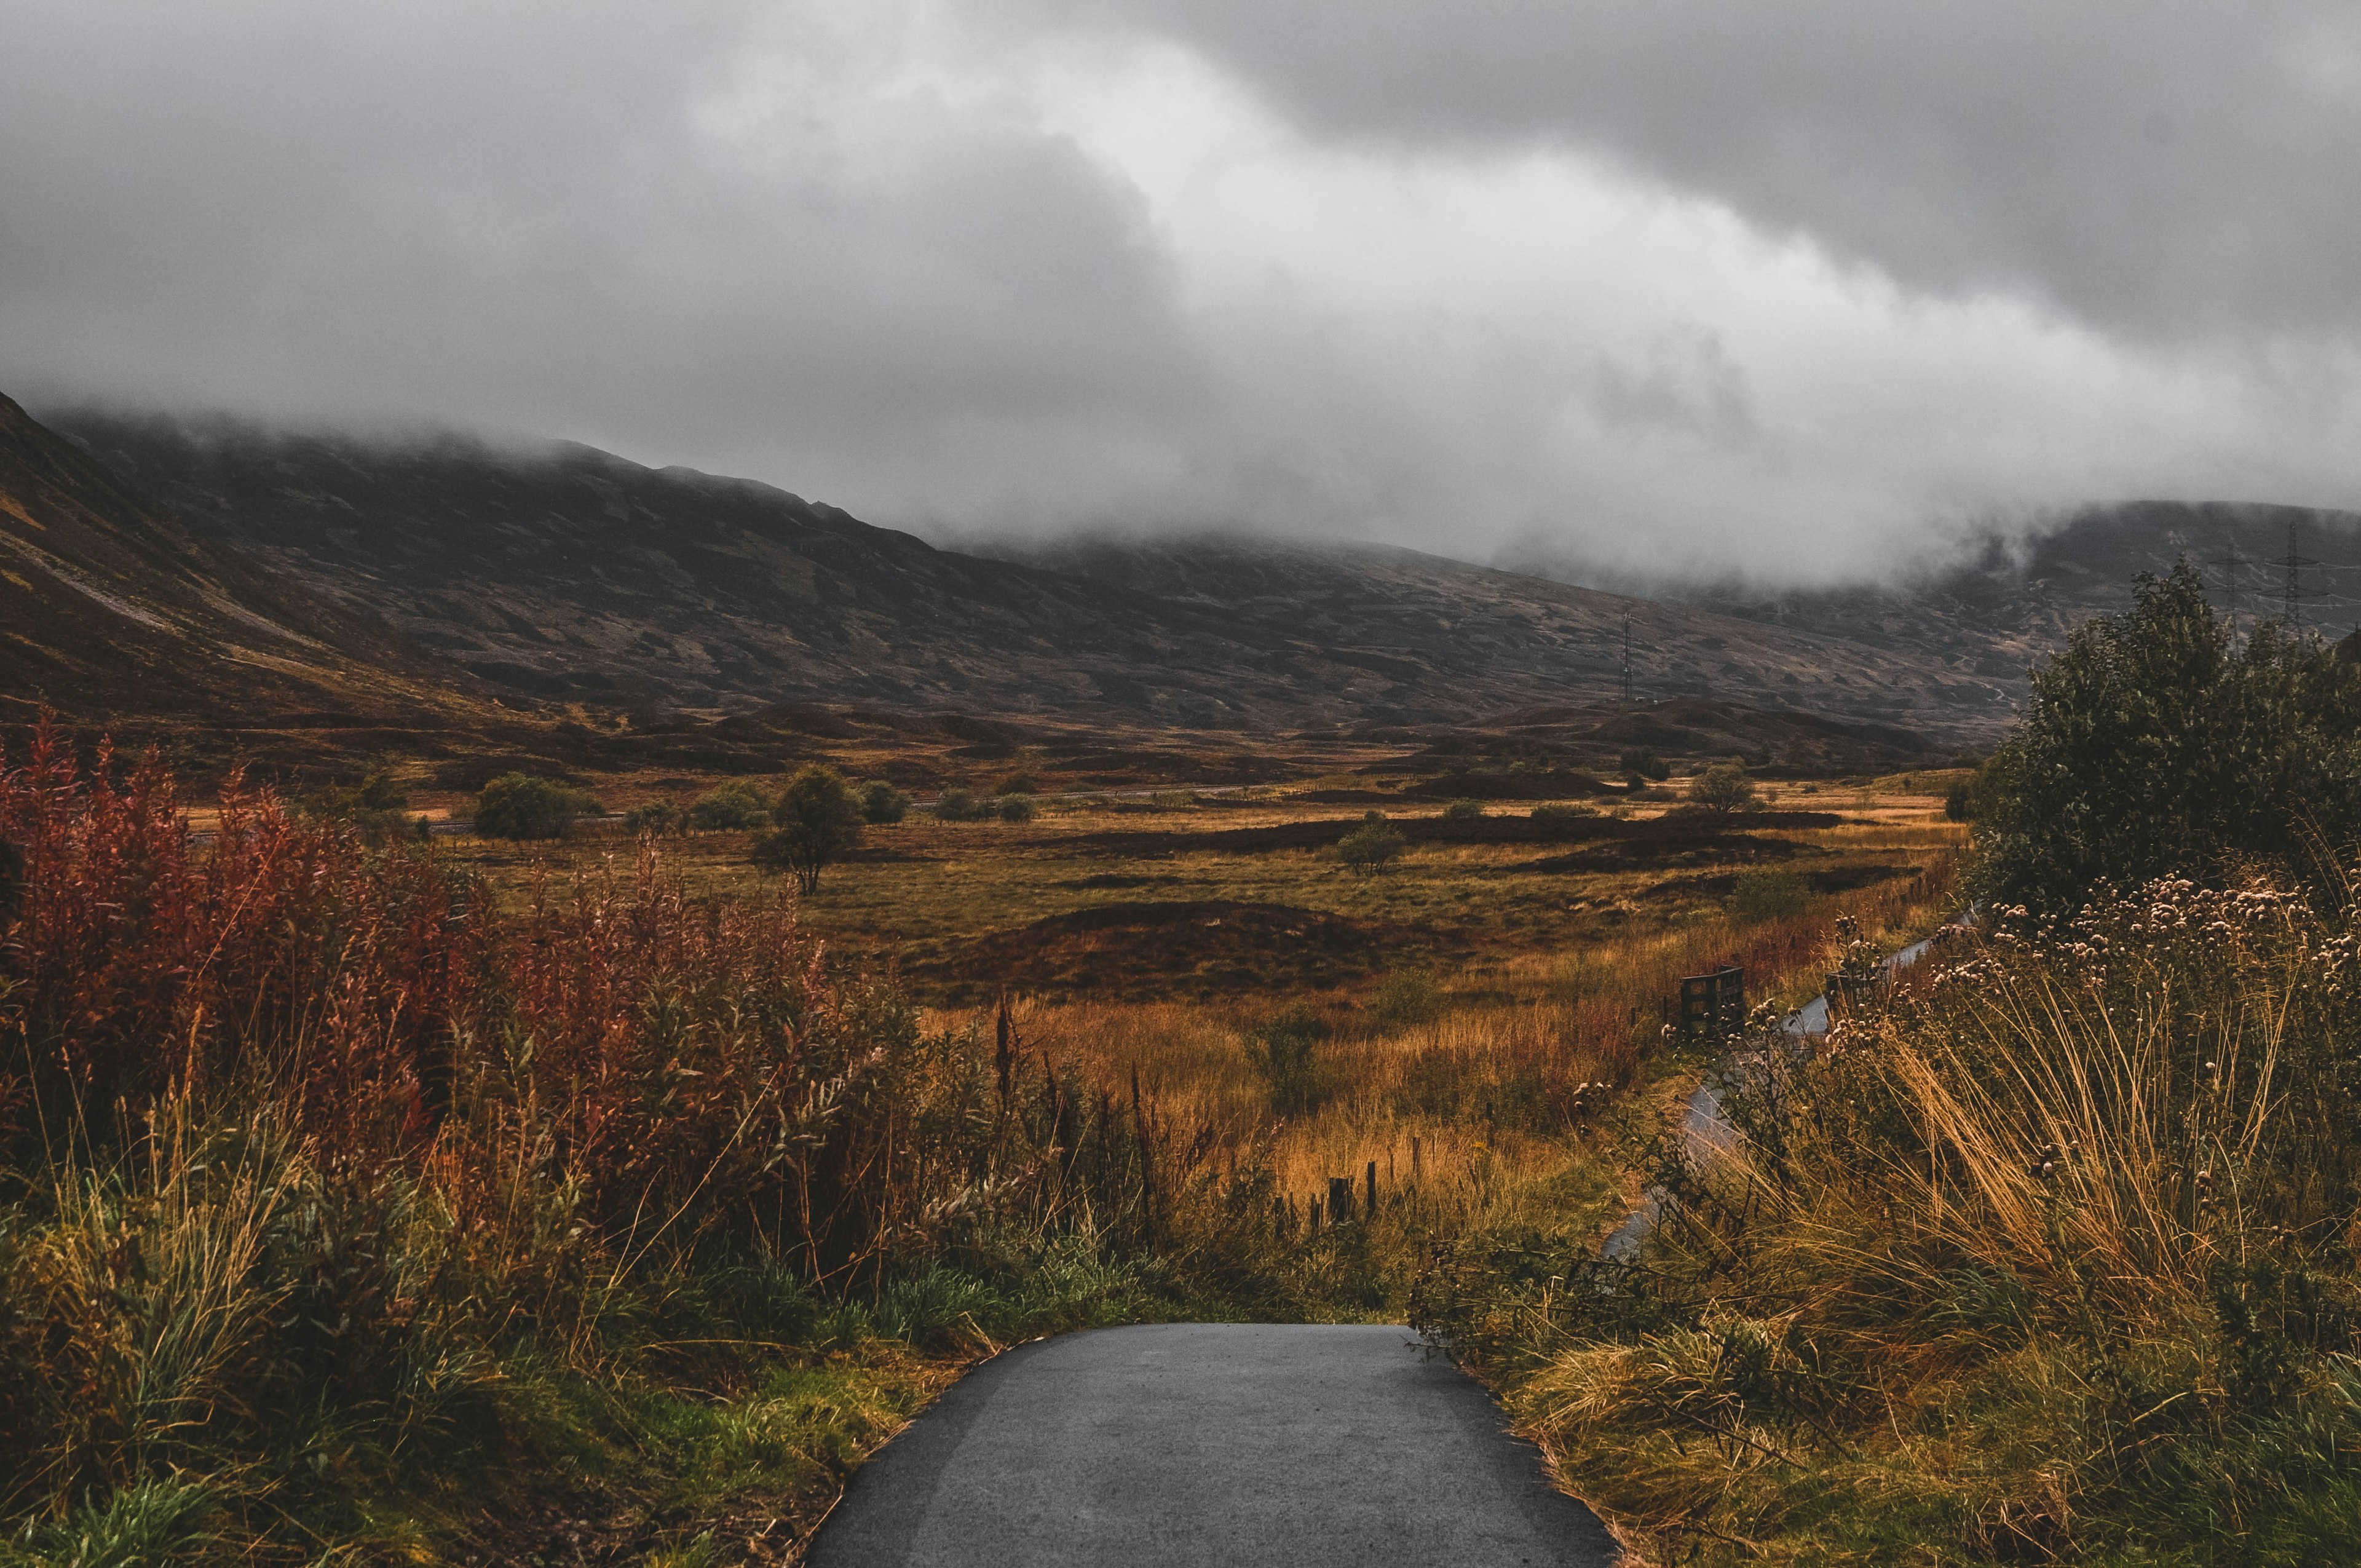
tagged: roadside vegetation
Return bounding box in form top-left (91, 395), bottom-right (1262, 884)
top-left (0, 708), bottom-right (1968, 1563)
top-left (1419, 571), bottom-right (2361, 1565)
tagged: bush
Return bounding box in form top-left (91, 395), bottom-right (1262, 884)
top-left (1619, 746), bottom-right (1671, 783)
top-left (1369, 970), bottom-right (1444, 1029)
top-left (1942, 778), bottom-right (1975, 822)
top-left (689, 778), bottom-right (775, 831)
top-left (1441, 799), bottom-right (1485, 822)
top-left (995, 773), bottom-right (1039, 797)
top-left (1727, 866), bottom-right (1810, 924)
top-left (1686, 761), bottom-right (1757, 814)
top-left (997, 793), bottom-right (1035, 823)
top-left (935, 786), bottom-right (983, 822)
top-left (623, 799), bottom-right (687, 837)
top-left (1151, 790), bottom-right (1196, 810)
top-left (473, 772), bottom-right (598, 839)
top-left (861, 781), bottom-right (911, 825)
top-left (1974, 563), bottom-right (2361, 912)
top-left (753, 764), bottom-right (864, 893)
top-left (1338, 817), bottom-right (1407, 876)
top-left (1243, 1004), bottom-right (1329, 1116)
top-left (1530, 800), bottom-right (1594, 823)
top-left (296, 767), bottom-right (415, 845)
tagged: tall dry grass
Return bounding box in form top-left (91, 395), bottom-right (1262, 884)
top-left (0, 726), bottom-right (1247, 1559)
top-left (1419, 873), bottom-right (2361, 1564)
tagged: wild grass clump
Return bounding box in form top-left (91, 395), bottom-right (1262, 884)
top-left (0, 727), bottom-right (1264, 1559)
top-left (1419, 872), bottom-right (2361, 1563)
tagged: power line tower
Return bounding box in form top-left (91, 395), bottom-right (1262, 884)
top-left (2210, 539), bottom-right (2249, 644)
top-left (2274, 520), bottom-right (2321, 632)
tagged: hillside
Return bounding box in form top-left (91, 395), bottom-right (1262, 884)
top-left (0, 391), bottom-right (504, 762)
top-left (1661, 499), bottom-right (2361, 675)
top-left (45, 406), bottom-right (2015, 738)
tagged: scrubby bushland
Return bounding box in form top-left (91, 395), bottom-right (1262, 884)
top-left (622, 797), bottom-right (687, 836)
top-left (687, 777), bottom-right (774, 832)
top-left (0, 728), bottom-right (1295, 1562)
top-left (862, 780), bottom-right (911, 825)
top-left (296, 767), bottom-right (421, 847)
top-left (1418, 876), bottom-right (2361, 1563)
top-left (471, 772), bottom-right (598, 839)
top-left (1620, 747), bottom-right (1672, 784)
top-left (1975, 563), bottom-right (2361, 914)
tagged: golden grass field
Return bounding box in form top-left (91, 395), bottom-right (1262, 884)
top-left (429, 769), bottom-right (1968, 1245)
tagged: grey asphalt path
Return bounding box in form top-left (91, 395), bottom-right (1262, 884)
top-left (805, 1322), bottom-right (1619, 1567)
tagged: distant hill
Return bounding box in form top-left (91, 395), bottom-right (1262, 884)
top-left (44, 408), bottom-right (2015, 737)
top-left (0, 391), bottom-right (500, 761)
top-left (1647, 500), bottom-right (2361, 678)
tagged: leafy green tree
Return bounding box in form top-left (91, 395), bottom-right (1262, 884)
top-left (473, 774), bottom-right (597, 841)
top-left (689, 778), bottom-right (774, 831)
top-left (1339, 814), bottom-right (1407, 876)
top-left (1687, 762), bottom-right (1757, 814)
top-left (861, 781), bottom-right (910, 825)
top-left (935, 786), bottom-right (982, 822)
top-left (1974, 563), bottom-right (2361, 912)
top-left (754, 764), bottom-right (864, 893)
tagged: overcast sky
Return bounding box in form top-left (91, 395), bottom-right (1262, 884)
top-left (5, 1), bottom-right (2359, 580)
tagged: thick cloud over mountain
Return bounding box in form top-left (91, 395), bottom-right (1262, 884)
top-left (3, 1), bottom-right (2356, 580)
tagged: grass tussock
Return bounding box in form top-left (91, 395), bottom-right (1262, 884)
top-left (1417, 874), bottom-right (2361, 1565)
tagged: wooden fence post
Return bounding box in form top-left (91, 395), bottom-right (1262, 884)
top-left (1329, 1175), bottom-right (1355, 1225)
top-left (1365, 1160), bottom-right (1377, 1217)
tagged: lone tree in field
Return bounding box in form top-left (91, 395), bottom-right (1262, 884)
top-left (1687, 761), bottom-right (1757, 814)
top-left (755, 764), bottom-right (864, 893)
top-left (1338, 813), bottom-right (1407, 876)
top-left (1974, 562), bottom-right (2361, 912)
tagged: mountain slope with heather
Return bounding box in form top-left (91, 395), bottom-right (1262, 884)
top-left (0, 391), bottom-right (500, 755)
top-left (45, 408), bottom-right (2015, 737)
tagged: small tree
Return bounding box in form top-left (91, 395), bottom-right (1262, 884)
top-left (935, 786), bottom-right (982, 822)
top-left (689, 778), bottom-right (774, 831)
top-left (861, 781), bottom-right (911, 825)
top-left (473, 774), bottom-right (596, 840)
top-left (997, 793), bottom-right (1036, 823)
top-left (1688, 762), bottom-right (1757, 814)
top-left (1441, 799), bottom-right (1485, 822)
top-left (754, 764), bottom-right (864, 893)
top-left (1339, 814), bottom-right (1407, 876)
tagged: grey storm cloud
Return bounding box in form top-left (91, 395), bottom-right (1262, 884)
top-left (3, 1), bottom-right (2359, 580)
top-left (1075, 0), bottom-right (2361, 345)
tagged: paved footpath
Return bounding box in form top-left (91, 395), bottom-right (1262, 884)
top-left (805, 1322), bottom-right (1619, 1567)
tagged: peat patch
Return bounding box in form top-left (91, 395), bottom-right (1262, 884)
top-left (905, 900), bottom-right (1422, 1002)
